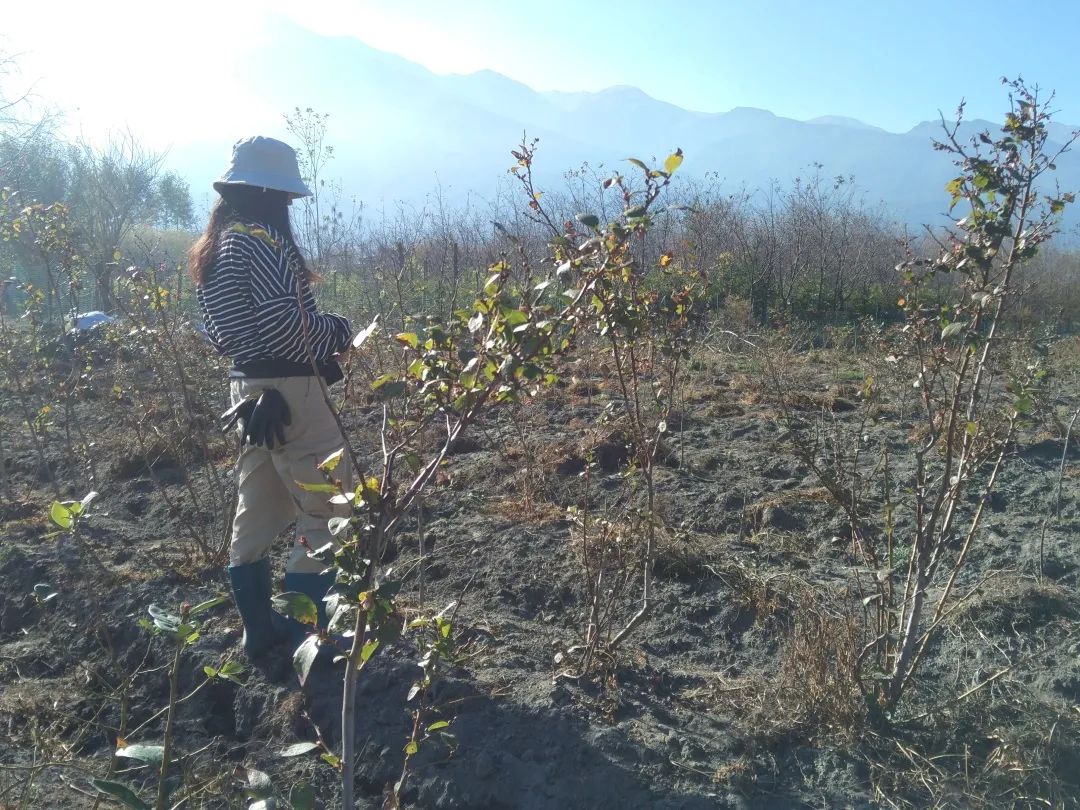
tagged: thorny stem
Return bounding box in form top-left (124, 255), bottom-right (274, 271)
top-left (156, 638), bottom-right (183, 810)
top-left (887, 130), bottom-right (1040, 710)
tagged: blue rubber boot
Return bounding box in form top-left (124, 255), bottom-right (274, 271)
top-left (283, 571), bottom-right (337, 629)
top-left (227, 558), bottom-right (294, 657)
top-left (283, 571), bottom-right (349, 658)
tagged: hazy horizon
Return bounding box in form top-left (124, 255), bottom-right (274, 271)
top-left (6, 1), bottom-right (1080, 150)
top-left (4, 2), bottom-right (1079, 231)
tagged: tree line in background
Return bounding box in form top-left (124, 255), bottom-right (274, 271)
top-left (2, 74), bottom-right (1079, 333)
top-left (0, 53), bottom-right (194, 316)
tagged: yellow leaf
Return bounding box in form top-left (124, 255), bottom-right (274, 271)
top-left (319, 449), bottom-right (344, 472)
top-left (664, 150), bottom-right (684, 174)
top-left (659, 253), bottom-right (673, 267)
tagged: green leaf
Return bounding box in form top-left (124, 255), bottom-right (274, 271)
top-left (295, 481), bottom-right (339, 493)
top-left (320, 751), bottom-right (342, 769)
top-left (280, 742), bottom-right (321, 757)
top-left (624, 205), bottom-right (647, 219)
top-left (176, 624), bottom-right (199, 645)
top-left (372, 373), bottom-right (395, 388)
top-left (575, 213), bottom-right (599, 228)
top-left (664, 150), bottom-right (683, 174)
top-left (376, 578), bottom-right (402, 599)
top-left (209, 659), bottom-right (246, 685)
top-left (941, 321), bottom-right (967, 340)
top-left (372, 377), bottom-right (407, 400)
top-left (49, 501), bottom-right (74, 530)
top-left (293, 635), bottom-right (320, 685)
top-left (328, 516), bottom-right (352, 536)
top-left (626, 158), bottom-right (648, 171)
top-left (501, 308), bottom-right (528, 328)
top-left (394, 332), bottom-right (419, 349)
top-left (274, 592), bottom-right (318, 626)
top-left (1013, 394), bottom-right (1034, 415)
top-left (360, 638), bottom-right (380, 663)
top-left (188, 595), bottom-right (228, 616)
top-left (427, 720), bottom-right (450, 732)
top-left (91, 779), bottom-right (151, 810)
top-left (404, 741), bottom-right (419, 756)
top-left (484, 272), bottom-right (503, 295)
top-left (147, 604), bottom-right (180, 633)
top-left (115, 743), bottom-right (165, 765)
top-left (289, 781), bottom-right (316, 810)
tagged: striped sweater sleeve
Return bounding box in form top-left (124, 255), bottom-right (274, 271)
top-left (231, 230), bottom-right (352, 363)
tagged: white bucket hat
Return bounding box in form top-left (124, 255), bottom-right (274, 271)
top-left (213, 136), bottom-right (312, 198)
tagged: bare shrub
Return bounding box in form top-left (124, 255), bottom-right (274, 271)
top-left (770, 79), bottom-right (1078, 723)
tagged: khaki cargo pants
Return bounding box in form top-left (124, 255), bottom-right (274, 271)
top-left (228, 375), bottom-right (351, 574)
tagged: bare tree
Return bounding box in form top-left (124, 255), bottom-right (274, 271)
top-left (66, 133), bottom-right (164, 310)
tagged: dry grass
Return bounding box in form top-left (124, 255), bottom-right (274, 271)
top-left (682, 571), bottom-right (1080, 808)
top-left (864, 681), bottom-right (1080, 809)
top-left (652, 530), bottom-right (728, 581)
top-left (484, 495), bottom-right (566, 526)
top-left (681, 579), bottom-right (865, 745)
top-left (774, 605), bottom-right (866, 736)
top-left (703, 401), bottom-right (746, 419)
top-left (744, 487), bottom-right (832, 519)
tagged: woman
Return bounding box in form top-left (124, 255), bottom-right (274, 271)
top-left (189, 135), bottom-right (351, 656)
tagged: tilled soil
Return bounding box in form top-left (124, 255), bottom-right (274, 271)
top-left (1, 345), bottom-right (1078, 809)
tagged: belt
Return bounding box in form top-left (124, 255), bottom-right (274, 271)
top-left (229, 358), bottom-right (344, 385)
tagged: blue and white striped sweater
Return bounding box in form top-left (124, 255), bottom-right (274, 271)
top-left (196, 222), bottom-right (351, 365)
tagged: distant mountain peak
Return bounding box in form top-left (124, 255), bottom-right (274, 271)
top-left (727, 106), bottom-right (776, 116)
top-left (457, 68), bottom-right (533, 88)
top-left (165, 20), bottom-right (1079, 229)
top-left (806, 115), bottom-right (885, 132)
top-left (597, 84), bottom-right (653, 97)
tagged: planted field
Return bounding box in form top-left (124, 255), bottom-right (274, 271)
top-left (1, 328), bottom-right (1078, 808)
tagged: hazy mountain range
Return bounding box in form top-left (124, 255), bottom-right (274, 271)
top-left (170, 19), bottom-right (1080, 229)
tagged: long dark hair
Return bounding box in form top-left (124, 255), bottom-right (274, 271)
top-left (188, 184), bottom-right (309, 285)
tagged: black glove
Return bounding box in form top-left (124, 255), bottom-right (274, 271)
top-left (221, 397), bottom-right (257, 436)
top-left (245, 388), bottom-right (292, 449)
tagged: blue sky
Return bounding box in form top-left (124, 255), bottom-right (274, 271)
top-left (277, 0), bottom-right (1080, 133)
top-left (4, 0), bottom-right (1078, 144)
